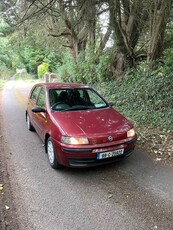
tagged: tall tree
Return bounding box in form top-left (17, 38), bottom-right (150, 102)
top-left (108, 0), bottom-right (149, 75)
top-left (147, 0), bottom-right (172, 61)
top-left (108, 0), bottom-right (173, 76)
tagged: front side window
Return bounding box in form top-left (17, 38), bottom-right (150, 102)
top-left (37, 88), bottom-right (46, 108)
top-left (86, 89), bottom-right (107, 108)
top-left (49, 88), bottom-right (108, 111)
top-left (30, 86), bottom-right (41, 103)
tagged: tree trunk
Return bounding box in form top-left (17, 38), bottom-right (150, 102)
top-left (108, 0), bottom-right (147, 76)
top-left (147, 0), bottom-right (172, 62)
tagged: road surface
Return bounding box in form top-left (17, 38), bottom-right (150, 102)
top-left (1, 78), bottom-right (173, 230)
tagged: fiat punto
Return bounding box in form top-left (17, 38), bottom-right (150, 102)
top-left (26, 83), bottom-right (137, 168)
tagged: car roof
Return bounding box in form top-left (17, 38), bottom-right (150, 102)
top-left (34, 82), bottom-right (90, 90)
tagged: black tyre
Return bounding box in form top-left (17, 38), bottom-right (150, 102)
top-left (46, 137), bottom-right (61, 169)
top-left (26, 113), bottom-right (35, 131)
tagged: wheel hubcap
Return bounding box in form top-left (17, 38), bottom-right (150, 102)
top-left (47, 140), bottom-right (54, 164)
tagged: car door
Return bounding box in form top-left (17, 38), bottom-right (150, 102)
top-left (33, 87), bottom-right (47, 141)
top-left (27, 85), bottom-right (41, 125)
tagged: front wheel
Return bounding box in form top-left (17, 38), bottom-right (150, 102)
top-left (26, 113), bottom-right (35, 131)
top-left (46, 137), bottom-right (61, 169)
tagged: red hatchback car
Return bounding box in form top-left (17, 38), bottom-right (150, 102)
top-left (26, 83), bottom-right (137, 168)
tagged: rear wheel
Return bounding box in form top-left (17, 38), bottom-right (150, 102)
top-left (26, 113), bottom-right (35, 131)
top-left (47, 137), bottom-right (61, 169)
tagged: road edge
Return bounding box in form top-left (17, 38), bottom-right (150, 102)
top-left (0, 86), bottom-right (20, 230)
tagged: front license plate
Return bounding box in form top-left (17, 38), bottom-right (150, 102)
top-left (97, 149), bottom-right (124, 160)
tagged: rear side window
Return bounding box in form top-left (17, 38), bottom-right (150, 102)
top-left (30, 86), bottom-right (41, 103)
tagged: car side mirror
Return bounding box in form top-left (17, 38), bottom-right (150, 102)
top-left (32, 107), bottom-right (46, 113)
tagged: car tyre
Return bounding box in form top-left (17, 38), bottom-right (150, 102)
top-left (47, 137), bottom-right (61, 169)
top-left (27, 113), bottom-right (35, 131)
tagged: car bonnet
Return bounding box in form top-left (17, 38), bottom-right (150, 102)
top-left (51, 107), bottom-right (133, 141)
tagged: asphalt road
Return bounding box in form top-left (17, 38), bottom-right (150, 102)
top-left (1, 79), bottom-right (173, 230)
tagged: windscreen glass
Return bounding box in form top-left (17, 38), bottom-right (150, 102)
top-left (49, 88), bottom-right (108, 111)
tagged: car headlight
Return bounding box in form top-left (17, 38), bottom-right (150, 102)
top-left (61, 136), bottom-right (89, 145)
top-left (127, 128), bottom-right (135, 138)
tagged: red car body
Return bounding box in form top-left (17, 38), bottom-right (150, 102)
top-left (26, 83), bottom-right (137, 168)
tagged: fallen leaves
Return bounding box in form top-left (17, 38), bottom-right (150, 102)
top-left (0, 184), bottom-right (4, 190)
top-left (137, 127), bottom-right (173, 165)
top-left (108, 194), bottom-right (113, 199)
top-left (0, 184), bottom-right (10, 210)
top-left (5, 205), bottom-right (10, 210)
top-left (155, 158), bottom-right (162, 162)
top-left (0, 183), bottom-right (4, 191)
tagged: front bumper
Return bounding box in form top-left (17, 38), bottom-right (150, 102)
top-left (67, 148), bottom-right (134, 167)
top-left (54, 136), bottom-right (137, 168)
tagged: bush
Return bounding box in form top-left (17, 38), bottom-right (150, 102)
top-left (0, 68), bottom-right (14, 88)
top-left (0, 68), bottom-right (14, 80)
top-left (37, 62), bottom-right (49, 79)
top-left (98, 63), bottom-right (173, 131)
top-left (57, 49), bottom-right (112, 84)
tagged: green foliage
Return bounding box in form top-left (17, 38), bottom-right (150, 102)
top-left (0, 17), bottom-right (14, 37)
top-left (98, 62), bottom-right (173, 130)
top-left (19, 44), bottom-right (44, 74)
top-left (44, 51), bottom-right (63, 73)
top-left (22, 73), bottom-right (38, 81)
top-left (0, 27), bottom-right (63, 75)
top-left (58, 56), bottom-right (77, 82)
top-left (0, 36), bottom-right (13, 68)
top-left (0, 67), bottom-right (14, 88)
top-left (14, 74), bottom-right (19, 80)
top-left (0, 25), bottom-right (14, 37)
top-left (12, 30), bottom-right (64, 75)
top-left (0, 67), bottom-right (14, 80)
top-left (58, 50), bottom-right (112, 84)
top-left (38, 62), bottom-right (49, 79)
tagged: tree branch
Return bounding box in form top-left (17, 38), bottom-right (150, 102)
top-left (20, 0), bottom-right (37, 23)
top-left (19, 0), bottom-right (57, 25)
top-left (48, 32), bottom-right (71, 37)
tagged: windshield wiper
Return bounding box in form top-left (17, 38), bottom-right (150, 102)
top-left (95, 105), bottom-right (108, 109)
top-left (62, 105), bottom-right (95, 112)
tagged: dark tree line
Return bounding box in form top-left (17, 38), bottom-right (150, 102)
top-left (0, 0), bottom-right (173, 77)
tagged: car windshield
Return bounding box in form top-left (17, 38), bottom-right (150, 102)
top-left (49, 88), bottom-right (108, 111)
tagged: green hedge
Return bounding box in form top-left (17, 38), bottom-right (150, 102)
top-left (98, 71), bottom-right (173, 131)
